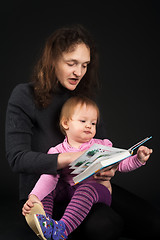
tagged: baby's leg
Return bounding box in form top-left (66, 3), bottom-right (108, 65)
top-left (25, 192), bottom-right (54, 239)
top-left (33, 182), bottom-right (111, 239)
top-left (41, 191), bottom-right (54, 218)
top-left (61, 182), bottom-right (111, 236)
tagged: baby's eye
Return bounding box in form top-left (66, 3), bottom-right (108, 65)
top-left (80, 120), bottom-right (86, 123)
top-left (92, 122), bottom-right (97, 126)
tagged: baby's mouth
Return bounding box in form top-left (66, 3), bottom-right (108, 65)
top-left (84, 131), bottom-right (92, 134)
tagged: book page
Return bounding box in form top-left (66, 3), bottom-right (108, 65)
top-left (128, 136), bottom-right (152, 152)
top-left (70, 144), bottom-right (127, 175)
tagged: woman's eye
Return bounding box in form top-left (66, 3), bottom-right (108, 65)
top-left (67, 61), bottom-right (76, 66)
top-left (82, 64), bottom-right (87, 68)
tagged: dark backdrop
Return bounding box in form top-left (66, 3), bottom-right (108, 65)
top-left (1, 0), bottom-right (160, 210)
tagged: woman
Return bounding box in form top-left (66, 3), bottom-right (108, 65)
top-left (5, 24), bottom-right (160, 239)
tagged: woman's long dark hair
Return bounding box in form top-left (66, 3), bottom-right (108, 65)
top-left (31, 24), bottom-right (99, 108)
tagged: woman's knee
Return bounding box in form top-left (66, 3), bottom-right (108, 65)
top-left (79, 203), bottom-right (124, 240)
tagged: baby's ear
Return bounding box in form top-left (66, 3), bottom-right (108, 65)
top-left (61, 118), bottom-right (69, 131)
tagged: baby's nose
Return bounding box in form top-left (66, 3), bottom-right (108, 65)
top-left (85, 123), bottom-right (91, 128)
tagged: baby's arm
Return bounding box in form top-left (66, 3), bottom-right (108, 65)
top-left (118, 146), bottom-right (153, 172)
top-left (30, 174), bottom-right (59, 201)
top-left (29, 145), bottom-right (61, 201)
top-left (22, 174), bottom-right (59, 216)
top-left (22, 147), bottom-right (61, 216)
top-left (137, 146), bottom-right (153, 164)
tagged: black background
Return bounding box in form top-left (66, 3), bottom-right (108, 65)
top-left (1, 0), bottom-right (160, 209)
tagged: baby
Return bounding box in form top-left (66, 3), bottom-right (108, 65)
top-left (23, 96), bottom-right (152, 240)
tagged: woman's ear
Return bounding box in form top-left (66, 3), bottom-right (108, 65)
top-left (61, 118), bottom-right (69, 131)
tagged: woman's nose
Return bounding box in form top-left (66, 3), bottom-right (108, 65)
top-left (73, 66), bottom-right (82, 77)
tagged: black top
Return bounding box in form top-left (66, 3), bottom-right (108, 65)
top-left (5, 83), bottom-right (106, 200)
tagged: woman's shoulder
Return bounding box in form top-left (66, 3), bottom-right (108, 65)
top-left (11, 83), bottom-right (34, 98)
top-left (8, 83), bottom-right (35, 115)
top-left (8, 83), bottom-right (34, 104)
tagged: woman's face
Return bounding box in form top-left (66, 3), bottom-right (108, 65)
top-left (54, 43), bottom-right (90, 91)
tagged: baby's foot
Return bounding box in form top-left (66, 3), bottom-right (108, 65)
top-left (34, 214), bottom-right (67, 240)
top-left (25, 203), bottom-right (46, 239)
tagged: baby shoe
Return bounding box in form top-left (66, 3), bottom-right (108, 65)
top-left (34, 214), bottom-right (67, 240)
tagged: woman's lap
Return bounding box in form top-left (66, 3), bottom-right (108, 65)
top-left (111, 184), bottom-right (160, 239)
top-left (53, 181), bottom-right (160, 239)
top-left (17, 182), bottom-right (160, 240)
top-left (53, 180), bottom-right (123, 239)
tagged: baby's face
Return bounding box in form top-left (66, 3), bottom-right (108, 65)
top-left (66, 104), bottom-right (98, 147)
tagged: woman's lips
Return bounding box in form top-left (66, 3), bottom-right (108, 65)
top-left (68, 78), bottom-right (79, 85)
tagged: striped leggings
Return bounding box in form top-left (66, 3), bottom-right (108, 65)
top-left (42, 181), bottom-right (111, 236)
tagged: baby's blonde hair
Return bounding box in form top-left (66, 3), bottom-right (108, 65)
top-left (59, 96), bottom-right (100, 135)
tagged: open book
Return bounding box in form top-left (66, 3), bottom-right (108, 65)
top-left (69, 136), bottom-right (152, 184)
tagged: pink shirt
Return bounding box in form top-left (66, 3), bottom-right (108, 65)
top-left (30, 138), bottom-right (144, 200)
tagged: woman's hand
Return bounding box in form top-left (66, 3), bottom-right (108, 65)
top-left (57, 150), bottom-right (86, 170)
top-left (22, 194), bottom-right (43, 216)
top-left (94, 164), bottom-right (119, 193)
top-left (94, 164), bottom-right (119, 181)
top-left (137, 146), bottom-right (153, 164)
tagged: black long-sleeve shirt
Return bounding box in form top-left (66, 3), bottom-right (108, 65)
top-left (5, 83), bottom-right (106, 200)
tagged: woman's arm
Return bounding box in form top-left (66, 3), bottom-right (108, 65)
top-left (5, 84), bottom-right (86, 175)
top-left (5, 84), bottom-right (58, 175)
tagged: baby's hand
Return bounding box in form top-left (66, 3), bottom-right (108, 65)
top-left (137, 146), bottom-right (153, 164)
top-left (22, 195), bottom-right (43, 216)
